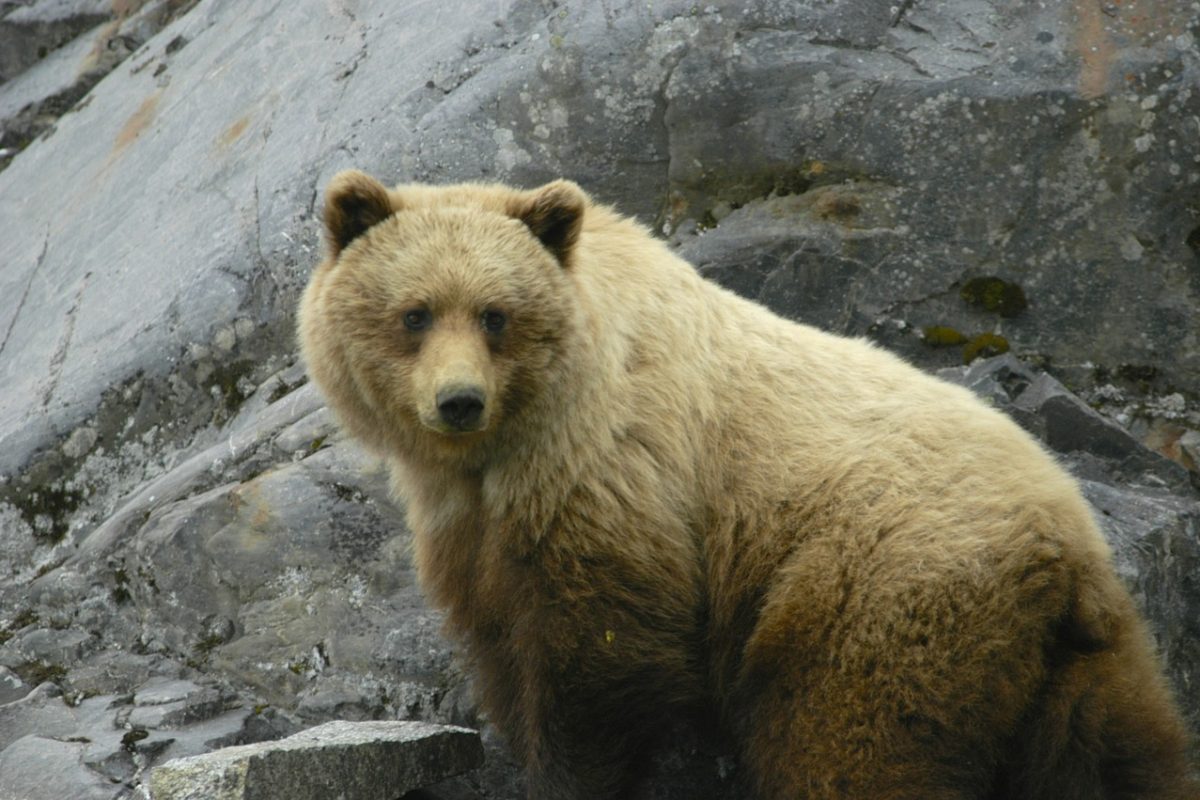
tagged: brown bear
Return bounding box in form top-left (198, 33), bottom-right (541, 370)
top-left (298, 170), bottom-right (1198, 799)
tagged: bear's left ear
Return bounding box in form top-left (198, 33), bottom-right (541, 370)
top-left (323, 170), bottom-right (396, 258)
top-left (509, 180), bottom-right (587, 268)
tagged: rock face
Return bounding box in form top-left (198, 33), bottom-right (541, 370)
top-left (0, 0), bottom-right (199, 170)
top-left (0, 1), bottom-right (1197, 798)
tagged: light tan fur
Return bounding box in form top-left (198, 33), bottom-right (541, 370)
top-left (298, 171), bottom-right (1197, 799)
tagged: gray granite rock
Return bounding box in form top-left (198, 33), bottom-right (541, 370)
top-left (0, 682), bottom-right (77, 750)
top-left (665, 2), bottom-right (1200, 402)
top-left (60, 651), bottom-right (185, 699)
top-left (940, 354), bottom-right (1195, 492)
top-left (3, 626), bottom-right (95, 666)
top-left (0, 0), bottom-right (111, 83)
top-left (125, 681), bottom-right (227, 730)
top-left (0, 0), bottom-right (196, 171)
top-left (0, 667), bottom-right (28, 705)
top-left (148, 720), bottom-right (484, 800)
top-left (0, 734), bottom-right (117, 800)
top-left (0, 675), bottom-right (295, 800)
top-left (1082, 480), bottom-right (1200, 734)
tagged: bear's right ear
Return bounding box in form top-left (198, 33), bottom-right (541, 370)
top-left (323, 170), bottom-right (395, 257)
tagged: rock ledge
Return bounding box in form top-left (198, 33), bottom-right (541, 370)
top-left (148, 720), bottom-right (484, 800)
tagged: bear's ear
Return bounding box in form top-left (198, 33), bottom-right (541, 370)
top-left (323, 170), bottom-right (395, 257)
top-left (509, 180), bottom-right (587, 267)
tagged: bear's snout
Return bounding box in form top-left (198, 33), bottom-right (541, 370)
top-left (436, 386), bottom-right (486, 431)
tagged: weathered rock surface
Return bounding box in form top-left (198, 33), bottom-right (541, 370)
top-left (0, 0), bottom-right (1197, 798)
top-left (670, 3), bottom-right (1200, 405)
top-left (0, 670), bottom-right (294, 799)
top-left (0, 0), bottom-right (112, 84)
top-left (149, 720), bottom-right (484, 800)
top-left (0, 734), bottom-right (118, 800)
top-left (0, 0), bottom-right (197, 169)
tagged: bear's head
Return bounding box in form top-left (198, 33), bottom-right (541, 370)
top-left (299, 170), bottom-right (587, 466)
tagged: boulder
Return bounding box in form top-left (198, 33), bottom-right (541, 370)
top-left (148, 720), bottom-right (484, 800)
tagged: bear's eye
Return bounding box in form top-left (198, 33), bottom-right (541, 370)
top-left (403, 309), bottom-right (432, 332)
top-left (482, 310), bottom-right (507, 334)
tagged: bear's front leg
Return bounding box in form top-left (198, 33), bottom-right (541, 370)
top-left (487, 577), bottom-right (704, 800)
top-left (501, 622), bottom-right (695, 800)
top-left (521, 696), bottom-right (650, 800)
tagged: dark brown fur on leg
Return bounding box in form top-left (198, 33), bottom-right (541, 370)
top-left (729, 526), bottom-right (1198, 800)
top-left (494, 634), bottom-right (693, 800)
top-left (522, 707), bottom-right (649, 800)
top-left (995, 612), bottom-right (1198, 800)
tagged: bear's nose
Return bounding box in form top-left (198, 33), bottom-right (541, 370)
top-left (436, 387), bottom-right (486, 430)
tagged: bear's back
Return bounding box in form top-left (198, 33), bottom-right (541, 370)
top-left (566, 213), bottom-right (1103, 559)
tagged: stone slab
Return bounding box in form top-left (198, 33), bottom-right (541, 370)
top-left (148, 720), bottom-right (483, 800)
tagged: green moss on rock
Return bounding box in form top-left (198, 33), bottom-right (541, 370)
top-left (963, 333), bottom-right (1010, 364)
top-left (16, 661), bottom-right (67, 686)
top-left (960, 276), bottom-right (1028, 317)
top-left (922, 326), bottom-right (967, 346)
top-left (121, 729), bottom-right (149, 751)
top-left (0, 609), bottom-right (39, 646)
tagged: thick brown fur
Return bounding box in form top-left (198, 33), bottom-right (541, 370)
top-left (298, 171), bottom-right (1198, 799)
